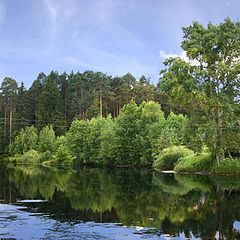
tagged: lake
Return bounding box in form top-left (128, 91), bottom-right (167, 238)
top-left (1, 165), bottom-right (240, 239)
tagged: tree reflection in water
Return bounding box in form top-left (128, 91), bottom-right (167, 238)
top-left (1, 165), bottom-right (240, 239)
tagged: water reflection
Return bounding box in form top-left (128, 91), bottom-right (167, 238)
top-left (1, 165), bottom-right (240, 239)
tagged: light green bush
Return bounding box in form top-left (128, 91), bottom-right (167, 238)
top-left (9, 150), bottom-right (42, 164)
top-left (174, 153), bottom-right (214, 172)
top-left (53, 145), bottom-right (75, 164)
top-left (153, 145), bottom-right (193, 170)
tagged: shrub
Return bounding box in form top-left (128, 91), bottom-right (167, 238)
top-left (174, 153), bottom-right (214, 172)
top-left (9, 126), bottom-right (38, 156)
top-left (38, 125), bottom-right (56, 153)
top-left (212, 158), bottom-right (240, 174)
top-left (9, 150), bottom-right (42, 164)
top-left (53, 145), bottom-right (75, 164)
top-left (153, 145), bottom-right (193, 170)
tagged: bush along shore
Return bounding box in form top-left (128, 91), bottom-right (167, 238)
top-left (154, 145), bottom-right (240, 175)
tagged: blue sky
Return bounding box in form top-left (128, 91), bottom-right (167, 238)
top-left (0, 0), bottom-right (239, 87)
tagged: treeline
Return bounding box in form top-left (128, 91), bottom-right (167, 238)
top-left (0, 71), bottom-right (170, 154)
top-left (8, 101), bottom-right (188, 166)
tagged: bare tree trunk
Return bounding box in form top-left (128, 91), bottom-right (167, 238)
top-left (64, 88), bottom-right (67, 120)
top-left (10, 97), bottom-right (13, 143)
top-left (105, 102), bottom-right (108, 117)
top-left (4, 104), bottom-right (7, 144)
top-left (100, 86), bottom-right (102, 118)
top-left (215, 110), bottom-right (224, 167)
top-left (113, 103), bottom-right (116, 118)
top-left (218, 110), bottom-right (224, 159)
top-left (216, 151), bottom-right (220, 167)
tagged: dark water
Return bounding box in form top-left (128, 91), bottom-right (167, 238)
top-left (1, 165), bottom-right (240, 239)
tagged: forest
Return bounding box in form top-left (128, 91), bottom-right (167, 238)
top-left (1, 18), bottom-right (240, 173)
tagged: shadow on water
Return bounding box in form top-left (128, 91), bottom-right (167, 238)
top-left (1, 165), bottom-right (240, 239)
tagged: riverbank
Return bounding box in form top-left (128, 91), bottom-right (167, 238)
top-left (3, 156), bottom-right (240, 176)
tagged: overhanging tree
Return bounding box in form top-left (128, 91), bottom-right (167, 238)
top-left (159, 18), bottom-right (240, 165)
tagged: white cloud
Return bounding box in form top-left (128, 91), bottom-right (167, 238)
top-left (159, 50), bottom-right (200, 66)
top-left (42, 0), bottom-right (78, 36)
top-left (159, 50), bottom-right (182, 59)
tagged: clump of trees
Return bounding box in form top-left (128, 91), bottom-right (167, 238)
top-left (8, 101), bottom-right (188, 166)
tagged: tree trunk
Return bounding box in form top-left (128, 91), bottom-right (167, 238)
top-left (105, 102), bottom-right (108, 117)
top-left (215, 110), bottom-right (224, 167)
top-left (9, 97), bottom-right (13, 143)
top-left (216, 151), bottom-right (220, 167)
top-left (4, 104), bottom-right (7, 144)
top-left (113, 103), bottom-right (116, 118)
top-left (100, 86), bottom-right (102, 118)
top-left (64, 86), bottom-right (67, 120)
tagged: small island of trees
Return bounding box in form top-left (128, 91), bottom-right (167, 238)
top-left (1, 18), bottom-right (240, 173)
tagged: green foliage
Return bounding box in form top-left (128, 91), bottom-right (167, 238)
top-left (66, 120), bottom-right (89, 162)
top-left (8, 100), bottom-right (193, 168)
top-left (138, 101), bottom-right (165, 165)
top-left (9, 126), bottom-right (38, 156)
top-left (9, 150), bottom-right (42, 164)
top-left (162, 113), bottom-right (188, 147)
top-left (212, 158), bottom-right (240, 174)
top-left (66, 117), bottom-right (111, 164)
top-left (174, 153), bottom-right (214, 172)
top-left (159, 18), bottom-right (240, 165)
top-left (38, 125), bottom-right (56, 153)
top-left (36, 73), bottom-right (66, 135)
top-left (114, 101), bottom-right (142, 165)
top-left (151, 113), bottom-right (189, 158)
top-left (53, 145), bottom-right (74, 165)
top-left (98, 115), bottom-right (117, 165)
top-left (153, 145), bottom-right (193, 170)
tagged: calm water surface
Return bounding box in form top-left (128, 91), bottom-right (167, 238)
top-left (1, 165), bottom-right (240, 239)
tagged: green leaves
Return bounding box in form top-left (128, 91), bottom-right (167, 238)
top-left (9, 126), bottom-right (38, 156)
top-left (38, 125), bottom-right (56, 154)
top-left (159, 18), bottom-right (240, 163)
